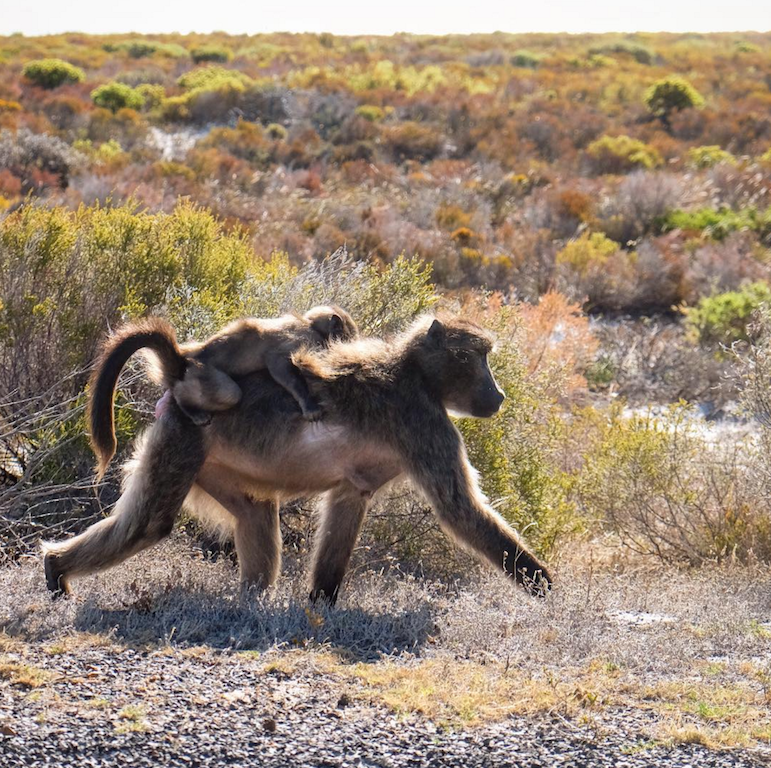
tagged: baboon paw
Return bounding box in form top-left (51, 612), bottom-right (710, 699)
top-left (44, 555), bottom-right (69, 600)
top-left (521, 568), bottom-right (552, 598)
top-left (309, 587), bottom-right (338, 606)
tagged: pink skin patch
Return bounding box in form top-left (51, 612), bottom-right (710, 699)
top-left (155, 389), bottom-right (173, 419)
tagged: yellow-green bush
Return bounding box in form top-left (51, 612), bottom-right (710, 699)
top-left (91, 82), bottom-right (145, 113)
top-left (686, 145), bottom-right (737, 169)
top-left (645, 76), bottom-right (704, 119)
top-left (576, 405), bottom-right (766, 563)
top-left (557, 232), bottom-right (620, 275)
top-left (684, 281), bottom-right (771, 347)
top-left (587, 135), bottom-right (663, 174)
top-left (0, 201), bottom-right (251, 384)
top-left (191, 45), bottom-right (232, 64)
top-left (177, 65), bottom-right (252, 91)
top-left (22, 58), bottom-right (85, 89)
top-left (355, 104), bottom-right (385, 122)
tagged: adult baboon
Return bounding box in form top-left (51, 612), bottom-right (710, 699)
top-left (44, 315), bottom-right (552, 602)
top-left (88, 305), bottom-right (357, 476)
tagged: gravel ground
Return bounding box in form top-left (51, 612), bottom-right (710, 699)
top-left (1, 643), bottom-right (768, 768)
top-left (1, 540), bottom-right (770, 767)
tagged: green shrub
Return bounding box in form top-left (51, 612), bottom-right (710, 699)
top-left (265, 123), bottom-right (287, 140)
top-left (0, 201), bottom-right (252, 387)
top-left (587, 134), bottom-right (662, 174)
top-left (684, 281), bottom-right (771, 347)
top-left (510, 50), bottom-right (542, 68)
top-left (577, 404), bottom-right (761, 564)
top-left (106, 39), bottom-right (189, 59)
top-left (22, 59), bottom-right (85, 89)
top-left (556, 232), bottom-right (620, 275)
top-left (759, 147), bottom-right (771, 164)
top-left (589, 41), bottom-right (654, 64)
top-left (91, 82), bottom-right (144, 112)
top-left (644, 76), bottom-right (704, 119)
top-left (191, 45), bottom-right (232, 63)
top-left (662, 206), bottom-right (771, 241)
top-left (686, 145), bottom-right (736, 169)
top-left (177, 65), bottom-right (252, 91)
top-left (135, 83), bottom-right (165, 110)
top-left (355, 104), bottom-right (385, 122)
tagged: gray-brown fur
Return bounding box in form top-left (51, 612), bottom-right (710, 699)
top-left (43, 398), bottom-right (206, 597)
top-left (87, 306), bottom-right (357, 476)
top-left (175, 304), bottom-right (358, 425)
top-left (87, 316), bottom-right (185, 478)
top-left (49, 314), bottom-right (552, 601)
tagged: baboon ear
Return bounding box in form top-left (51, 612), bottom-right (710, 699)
top-left (426, 319), bottom-right (446, 347)
top-left (328, 313), bottom-right (344, 338)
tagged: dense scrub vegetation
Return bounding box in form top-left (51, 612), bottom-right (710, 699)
top-left (0, 30), bottom-right (769, 310)
top-left (2, 32), bottom-right (771, 572)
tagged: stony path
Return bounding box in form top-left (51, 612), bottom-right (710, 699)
top-left (1, 645), bottom-right (768, 768)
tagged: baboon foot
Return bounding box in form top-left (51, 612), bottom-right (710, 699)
top-left (309, 586), bottom-right (339, 606)
top-left (519, 566), bottom-right (552, 598)
top-left (178, 404), bottom-right (212, 426)
top-left (44, 553), bottom-right (70, 600)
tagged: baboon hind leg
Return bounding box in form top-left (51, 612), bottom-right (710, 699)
top-left (43, 409), bottom-right (205, 597)
top-left (234, 500), bottom-right (281, 591)
top-left (310, 481), bottom-right (370, 605)
top-left (194, 469), bottom-right (281, 591)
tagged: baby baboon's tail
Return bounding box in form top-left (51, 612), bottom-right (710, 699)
top-left (88, 317), bottom-right (187, 478)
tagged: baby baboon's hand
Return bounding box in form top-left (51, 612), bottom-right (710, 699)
top-left (302, 402), bottom-right (324, 422)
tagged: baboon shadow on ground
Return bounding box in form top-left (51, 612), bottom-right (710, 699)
top-left (69, 586), bottom-right (436, 661)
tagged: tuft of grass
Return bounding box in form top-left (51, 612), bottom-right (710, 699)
top-left (0, 660), bottom-right (50, 688)
top-left (116, 704), bottom-right (148, 733)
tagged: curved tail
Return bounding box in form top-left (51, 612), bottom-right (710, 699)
top-left (88, 317), bottom-right (187, 478)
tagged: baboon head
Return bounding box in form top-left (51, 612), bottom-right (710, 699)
top-left (416, 318), bottom-right (505, 418)
top-left (304, 305), bottom-right (359, 344)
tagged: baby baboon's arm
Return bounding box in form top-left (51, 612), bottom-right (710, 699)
top-left (265, 352), bottom-right (323, 421)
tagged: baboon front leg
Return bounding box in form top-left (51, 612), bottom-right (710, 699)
top-left (266, 355), bottom-right (323, 421)
top-left (400, 410), bottom-right (553, 596)
top-left (43, 407), bottom-right (205, 597)
top-left (310, 481), bottom-right (370, 604)
top-left (194, 469), bottom-right (281, 591)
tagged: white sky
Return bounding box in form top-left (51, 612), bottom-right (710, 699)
top-left (1, 0), bottom-right (770, 37)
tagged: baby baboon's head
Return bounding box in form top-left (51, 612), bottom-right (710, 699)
top-left (304, 305), bottom-right (359, 344)
top-left (414, 317), bottom-right (505, 418)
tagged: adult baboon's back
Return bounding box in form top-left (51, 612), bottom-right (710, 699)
top-left (44, 315), bottom-right (552, 601)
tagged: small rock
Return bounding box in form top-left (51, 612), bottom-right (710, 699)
top-left (262, 718), bottom-right (277, 733)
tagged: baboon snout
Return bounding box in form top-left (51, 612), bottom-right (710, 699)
top-left (473, 385), bottom-right (505, 417)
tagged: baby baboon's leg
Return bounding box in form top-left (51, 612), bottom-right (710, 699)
top-left (266, 355), bottom-right (323, 421)
top-left (194, 469), bottom-right (281, 591)
top-left (42, 408), bottom-right (205, 597)
top-left (309, 481), bottom-right (370, 604)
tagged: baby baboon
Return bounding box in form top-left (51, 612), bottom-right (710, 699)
top-left (46, 315), bottom-right (553, 602)
top-left (88, 306), bottom-right (357, 476)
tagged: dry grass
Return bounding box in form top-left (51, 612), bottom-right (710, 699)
top-left (0, 660), bottom-right (50, 688)
top-left (1, 536), bottom-right (770, 750)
